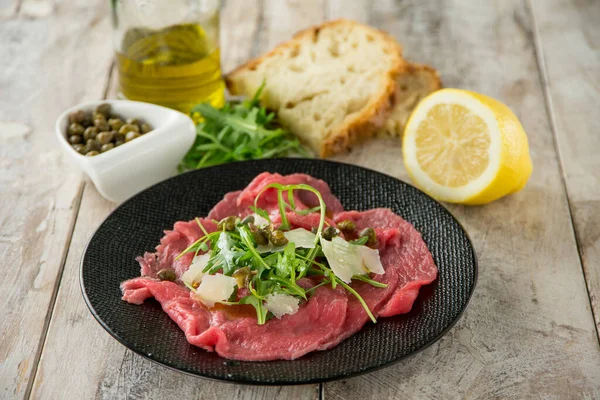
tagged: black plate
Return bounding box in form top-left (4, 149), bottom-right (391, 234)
top-left (81, 159), bottom-right (477, 385)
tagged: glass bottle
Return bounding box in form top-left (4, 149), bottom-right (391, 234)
top-left (111, 0), bottom-right (225, 113)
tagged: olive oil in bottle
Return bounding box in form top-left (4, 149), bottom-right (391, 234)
top-left (116, 23), bottom-right (225, 113)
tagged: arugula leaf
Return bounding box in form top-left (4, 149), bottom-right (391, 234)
top-left (349, 236), bottom-right (369, 246)
top-left (239, 294), bottom-right (268, 324)
top-left (249, 205), bottom-right (271, 223)
top-left (181, 84), bottom-right (309, 171)
top-left (276, 242), bottom-right (296, 278)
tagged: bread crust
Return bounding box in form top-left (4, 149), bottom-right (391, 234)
top-left (225, 19), bottom-right (405, 157)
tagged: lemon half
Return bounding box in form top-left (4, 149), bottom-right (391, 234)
top-left (402, 88), bottom-right (533, 205)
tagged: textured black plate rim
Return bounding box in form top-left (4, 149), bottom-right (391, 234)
top-left (80, 158), bottom-right (478, 385)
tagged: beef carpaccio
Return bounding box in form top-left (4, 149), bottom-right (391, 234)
top-left (121, 172), bottom-right (437, 361)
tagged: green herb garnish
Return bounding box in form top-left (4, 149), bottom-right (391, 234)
top-left (178, 184), bottom-right (386, 324)
top-left (180, 83), bottom-right (309, 171)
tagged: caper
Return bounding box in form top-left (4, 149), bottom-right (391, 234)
top-left (68, 110), bottom-right (86, 124)
top-left (68, 122), bottom-right (85, 136)
top-left (72, 144), bottom-right (86, 154)
top-left (270, 229), bottom-right (289, 246)
top-left (218, 216), bottom-right (236, 231)
top-left (126, 117), bottom-right (140, 125)
top-left (68, 135), bottom-right (82, 144)
top-left (359, 227), bottom-right (378, 246)
top-left (322, 226), bottom-right (339, 241)
top-left (85, 150), bottom-right (99, 156)
top-left (140, 123), bottom-right (152, 133)
top-left (101, 143), bottom-right (114, 153)
top-left (94, 118), bottom-right (109, 131)
top-left (337, 220), bottom-right (356, 231)
top-left (249, 223), bottom-right (269, 245)
top-left (115, 139), bottom-right (125, 147)
top-left (92, 112), bottom-right (106, 122)
top-left (85, 139), bottom-right (100, 152)
top-left (233, 267), bottom-right (254, 288)
top-left (83, 126), bottom-right (98, 141)
top-left (96, 131), bottom-right (114, 145)
top-left (108, 118), bottom-right (124, 131)
top-left (81, 114), bottom-right (93, 127)
top-left (125, 131), bottom-right (141, 142)
top-left (95, 103), bottom-right (111, 117)
top-left (157, 269), bottom-right (176, 282)
top-left (119, 123), bottom-right (140, 134)
top-left (241, 215), bottom-right (255, 225)
top-left (115, 133), bottom-right (125, 142)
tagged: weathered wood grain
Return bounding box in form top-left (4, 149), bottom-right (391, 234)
top-left (328, 0), bottom-right (600, 398)
top-left (18, 0), bottom-right (600, 399)
top-left (0, 1), bottom-right (112, 399)
top-left (220, 0), bottom-right (261, 73)
top-left (259, 0), bottom-right (325, 51)
top-left (326, 0), bottom-right (369, 23)
top-left (0, 0), bottom-right (19, 18)
top-left (29, 1), bottom-right (320, 399)
top-left (529, 0), bottom-right (600, 337)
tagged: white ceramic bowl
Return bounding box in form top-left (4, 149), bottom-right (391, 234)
top-left (56, 100), bottom-right (196, 203)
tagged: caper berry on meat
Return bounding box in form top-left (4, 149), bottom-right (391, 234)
top-left (72, 144), bottom-right (86, 154)
top-left (96, 131), bottom-right (114, 145)
top-left (119, 123), bottom-right (140, 134)
top-left (108, 118), bottom-right (124, 131)
top-left (270, 229), bottom-right (289, 246)
top-left (322, 225), bottom-right (340, 240)
top-left (85, 150), bottom-right (99, 156)
top-left (68, 123), bottom-right (85, 136)
top-left (68, 110), bottom-right (86, 124)
top-left (218, 216), bottom-right (236, 231)
top-left (95, 103), bottom-right (111, 117)
top-left (157, 269), bottom-right (176, 282)
top-left (249, 223), bottom-right (269, 245)
top-left (241, 215), bottom-right (255, 225)
top-left (233, 267), bottom-right (256, 288)
top-left (359, 227), bottom-right (378, 246)
top-left (94, 118), bottom-right (109, 131)
top-left (125, 131), bottom-right (141, 142)
top-left (101, 143), bottom-right (114, 153)
top-left (141, 123), bottom-right (152, 133)
top-left (83, 126), bottom-right (98, 141)
top-left (337, 220), bottom-right (356, 231)
top-left (68, 135), bottom-right (82, 144)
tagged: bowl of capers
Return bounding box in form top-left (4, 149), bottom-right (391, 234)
top-left (56, 100), bottom-right (195, 203)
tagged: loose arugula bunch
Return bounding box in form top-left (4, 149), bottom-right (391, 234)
top-left (177, 184), bottom-right (386, 324)
top-left (179, 83), bottom-right (309, 171)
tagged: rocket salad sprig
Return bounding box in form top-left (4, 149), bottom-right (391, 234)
top-left (176, 184), bottom-right (386, 324)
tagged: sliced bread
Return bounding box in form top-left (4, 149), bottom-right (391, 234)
top-left (380, 63), bottom-right (442, 137)
top-left (225, 19), bottom-right (405, 157)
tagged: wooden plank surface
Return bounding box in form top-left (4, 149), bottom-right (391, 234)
top-left (29, 1), bottom-right (322, 399)
top-left (328, 0), bottom-right (600, 398)
top-left (530, 0), bottom-right (600, 337)
top-left (0, 1), bottom-right (112, 399)
top-left (7, 0), bottom-right (599, 398)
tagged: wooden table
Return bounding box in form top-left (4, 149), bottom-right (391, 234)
top-left (2, 0), bottom-right (599, 398)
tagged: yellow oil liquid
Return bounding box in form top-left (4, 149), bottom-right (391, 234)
top-left (116, 23), bottom-right (225, 113)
